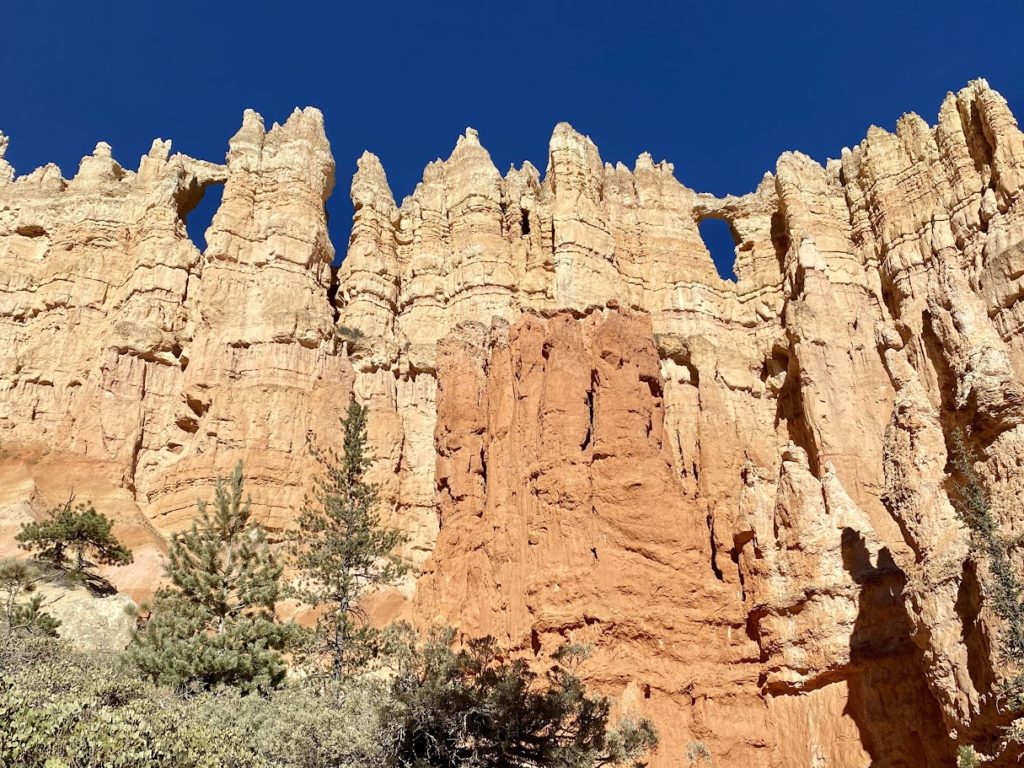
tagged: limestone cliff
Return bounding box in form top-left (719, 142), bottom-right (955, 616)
top-left (2, 78), bottom-right (1024, 765)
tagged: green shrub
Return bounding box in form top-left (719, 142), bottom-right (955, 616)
top-left (956, 744), bottom-right (980, 768)
top-left (17, 498), bottom-right (132, 577)
top-left (1, 635), bottom-right (395, 768)
top-left (0, 637), bottom-right (164, 768)
top-left (686, 740), bottom-right (712, 766)
top-left (128, 462), bottom-right (295, 693)
top-left (388, 626), bottom-right (657, 768)
top-left (0, 559), bottom-right (60, 640)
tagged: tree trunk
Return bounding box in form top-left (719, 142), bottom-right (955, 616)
top-left (333, 615), bottom-right (343, 681)
top-left (4, 585), bottom-right (15, 635)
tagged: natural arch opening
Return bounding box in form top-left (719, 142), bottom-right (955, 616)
top-left (180, 181), bottom-right (224, 252)
top-left (698, 216), bottom-right (739, 282)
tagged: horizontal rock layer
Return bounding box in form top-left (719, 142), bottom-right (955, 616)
top-left (2, 78), bottom-right (1024, 764)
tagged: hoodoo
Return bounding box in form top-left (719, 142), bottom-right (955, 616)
top-left (2, 79), bottom-right (1024, 765)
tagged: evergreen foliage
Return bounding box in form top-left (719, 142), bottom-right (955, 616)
top-left (289, 399), bottom-right (409, 681)
top-left (949, 430), bottom-right (1024, 663)
top-left (16, 498), bottom-right (132, 577)
top-left (128, 462), bottom-right (294, 692)
top-left (686, 740), bottom-right (713, 766)
top-left (956, 744), bottom-right (980, 768)
top-left (2, 634), bottom-right (391, 768)
top-left (0, 559), bottom-right (60, 640)
top-left (388, 626), bottom-right (657, 768)
top-left (1, 629), bottom-right (655, 768)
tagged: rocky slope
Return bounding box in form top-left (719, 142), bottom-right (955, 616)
top-left (2, 78), bottom-right (1023, 764)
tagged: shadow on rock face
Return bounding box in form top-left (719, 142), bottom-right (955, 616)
top-left (840, 527), bottom-right (955, 767)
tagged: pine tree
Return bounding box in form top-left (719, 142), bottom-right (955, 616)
top-left (390, 627), bottom-right (658, 768)
top-left (16, 498), bottom-right (132, 576)
top-left (289, 399), bottom-right (410, 681)
top-left (0, 559), bottom-right (60, 640)
top-left (128, 462), bottom-right (293, 692)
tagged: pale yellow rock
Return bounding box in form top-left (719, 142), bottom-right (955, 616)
top-left (2, 78), bottom-right (1024, 765)
top-left (38, 583), bottom-right (137, 653)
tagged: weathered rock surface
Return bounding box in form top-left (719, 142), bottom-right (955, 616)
top-left (2, 78), bottom-right (1024, 764)
top-left (36, 582), bottom-right (137, 654)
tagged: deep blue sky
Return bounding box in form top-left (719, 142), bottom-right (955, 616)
top-left (2, 1), bottom-right (1021, 277)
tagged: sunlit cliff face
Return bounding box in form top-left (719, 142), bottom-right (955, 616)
top-left (3, 78), bottom-right (1024, 765)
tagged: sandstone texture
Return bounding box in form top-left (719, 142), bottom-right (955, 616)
top-left (35, 582), bottom-right (137, 654)
top-left (2, 78), bottom-right (1024, 764)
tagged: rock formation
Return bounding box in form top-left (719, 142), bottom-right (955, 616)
top-left (2, 78), bottom-right (1024, 764)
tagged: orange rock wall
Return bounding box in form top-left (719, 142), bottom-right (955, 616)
top-left (3, 79), bottom-right (1024, 764)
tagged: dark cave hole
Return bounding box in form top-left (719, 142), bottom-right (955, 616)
top-left (15, 224), bottom-right (47, 238)
top-left (770, 211), bottom-right (790, 268)
top-left (520, 208), bottom-right (531, 236)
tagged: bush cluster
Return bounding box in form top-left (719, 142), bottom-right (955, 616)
top-left (1, 636), bottom-right (394, 768)
top-left (1, 626), bottom-right (654, 768)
